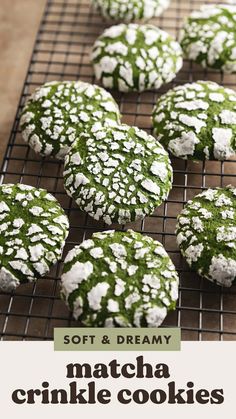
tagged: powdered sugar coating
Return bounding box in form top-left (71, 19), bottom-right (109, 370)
top-left (92, 23), bottom-right (183, 92)
top-left (20, 81), bottom-right (121, 159)
top-left (176, 186), bottom-right (236, 287)
top-left (0, 183), bottom-right (69, 292)
top-left (63, 123), bottom-right (173, 225)
top-left (152, 80), bottom-right (236, 160)
top-left (92, 0), bottom-right (170, 22)
top-left (179, 4), bottom-right (236, 73)
top-left (61, 229), bottom-right (179, 326)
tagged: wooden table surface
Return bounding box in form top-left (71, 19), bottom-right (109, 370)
top-left (0, 0), bottom-right (46, 165)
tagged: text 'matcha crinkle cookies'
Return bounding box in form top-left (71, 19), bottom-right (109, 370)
top-left (63, 123), bottom-right (173, 225)
top-left (92, 0), bottom-right (170, 22)
top-left (152, 81), bottom-right (236, 161)
top-left (179, 4), bottom-right (236, 73)
top-left (176, 186), bottom-right (236, 287)
top-left (92, 23), bottom-right (183, 92)
top-left (20, 80), bottom-right (121, 160)
top-left (0, 184), bottom-right (69, 292)
top-left (61, 229), bottom-right (179, 327)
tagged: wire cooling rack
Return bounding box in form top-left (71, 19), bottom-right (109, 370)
top-left (1, 0), bottom-right (236, 341)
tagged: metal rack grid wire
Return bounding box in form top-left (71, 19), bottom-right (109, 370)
top-left (1, 0), bottom-right (236, 341)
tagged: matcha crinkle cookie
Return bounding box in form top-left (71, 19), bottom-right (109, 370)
top-left (92, 23), bottom-right (183, 92)
top-left (92, 0), bottom-right (170, 22)
top-left (63, 123), bottom-right (173, 225)
top-left (152, 81), bottom-right (236, 160)
top-left (176, 186), bottom-right (236, 287)
top-left (61, 229), bottom-right (179, 327)
top-left (20, 80), bottom-right (121, 159)
top-left (0, 183), bottom-right (69, 292)
top-left (179, 4), bottom-right (236, 73)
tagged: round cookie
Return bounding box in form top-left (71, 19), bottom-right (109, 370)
top-left (63, 123), bottom-right (173, 225)
top-left (176, 186), bottom-right (236, 287)
top-left (20, 80), bottom-right (121, 160)
top-left (152, 80), bottom-right (236, 161)
top-left (179, 4), bottom-right (236, 73)
top-left (0, 183), bottom-right (69, 292)
top-left (61, 229), bottom-right (179, 327)
top-left (92, 0), bottom-right (170, 22)
top-left (91, 23), bottom-right (183, 92)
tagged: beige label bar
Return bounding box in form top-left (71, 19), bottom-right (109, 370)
top-left (54, 328), bottom-right (181, 351)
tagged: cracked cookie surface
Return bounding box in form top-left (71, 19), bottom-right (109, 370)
top-left (20, 80), bottom-right (121, 159)
top-left (61, 229), bottom-right (179, 327)
top-left (152, 81), bottom-right (236, 160)
top-left (176, 186), bottom-right (236, 287)
top-left (92, 23), bottom-right (183, 92)
top-left (179, 4), bottom-right (236, 73)
top-left (63, 123), bottom-right (173, 225)
top-left (0, 183), bottom-right (69, 292)
top-left (92, 0), bottom-right (170, 22)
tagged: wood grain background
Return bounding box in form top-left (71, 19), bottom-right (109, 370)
top-left (0, 0), bottom-right (46, 164)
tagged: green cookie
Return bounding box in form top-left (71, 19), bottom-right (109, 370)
top-left (176, 186), bottom-right (236, 287)
top-left (63, 123), bottom-right (173, 225)
top-left (20, 80), bottom-right (121, 159)
top-left (179, 4), bottom-right (236, 72)
top-left (61, 229), bottom-right (179, 327)
top-left (152, 81), bottom-right (236, 160)
top-left (0, 183), bottom-right (69, 292)
top-left (92, 0), bottom-right (170, 22)
top-left (92, 23), bottom-right (183, 92)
